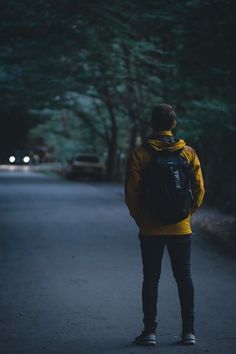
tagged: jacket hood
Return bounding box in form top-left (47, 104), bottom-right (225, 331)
top-left (146, 135), bottom-right (186, 152)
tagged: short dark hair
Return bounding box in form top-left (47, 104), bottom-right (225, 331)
top-left (151, 104), bottom-right (176, 131)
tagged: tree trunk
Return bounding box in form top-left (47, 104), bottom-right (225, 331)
top-left (127, 124), bottom-right (137, 157)
top-left (122, 45), bottom-right (140, 156)
top-left (106, 138), bottom-right (117, 180)
top-left (103, 89), bottom-right (118, 181)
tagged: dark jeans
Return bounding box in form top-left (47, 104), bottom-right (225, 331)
top-left (139, 234), bottom-right (194, 334)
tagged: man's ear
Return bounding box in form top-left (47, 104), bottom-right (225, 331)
top-left (172, 120), bottom-right (176, 129)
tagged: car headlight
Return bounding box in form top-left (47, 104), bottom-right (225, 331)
top-left (9, 156), bottom-right (16, 163)
top-left (23, 156), bottom-right (30, 163)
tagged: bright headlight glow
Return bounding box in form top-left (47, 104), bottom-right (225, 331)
top-left (9, 156), bottom-right (16, 163)
top-left (23, 156), bottom-right (30, 163)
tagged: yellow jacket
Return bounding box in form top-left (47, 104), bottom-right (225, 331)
top-left (125, 131), bottom-right (205, 235)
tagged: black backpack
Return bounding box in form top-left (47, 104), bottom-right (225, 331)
top-left (141, 140), bottom-right (194, 224)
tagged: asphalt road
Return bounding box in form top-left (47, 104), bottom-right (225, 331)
top-left (0, 167), bottom-right (235, 354)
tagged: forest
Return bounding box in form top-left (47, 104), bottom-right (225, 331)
top-left (0, 0), bottom-right (236, 211)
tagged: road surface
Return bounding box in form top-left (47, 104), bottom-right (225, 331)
top-left (0, 167), bottom-right (235, 354)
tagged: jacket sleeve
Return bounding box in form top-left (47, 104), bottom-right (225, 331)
top-left (190, 150), bottom-right (205, 213)
top-left (124, 149), bottom-right (143, 221)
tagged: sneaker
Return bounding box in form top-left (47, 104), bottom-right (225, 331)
top-left (182, 333), bottom-right (196, 345)
top-left (135, 330), bottom-right (157, 346)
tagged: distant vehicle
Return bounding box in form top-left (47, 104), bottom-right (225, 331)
top-left (66, 154), bottom-right (106, 181)
top-left (8, 150), bottom-right (33, 165)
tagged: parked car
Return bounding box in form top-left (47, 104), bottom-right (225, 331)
top-left (66, 154), bottom-right (105, 180)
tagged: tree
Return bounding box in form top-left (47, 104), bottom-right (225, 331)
top-left (1, 0), bottom-right (236, 209)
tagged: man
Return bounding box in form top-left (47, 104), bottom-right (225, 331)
top-left (125, 104), bottom-right (205, 346)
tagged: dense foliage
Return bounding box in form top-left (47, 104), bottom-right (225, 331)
top-left (0, 0), bottom-right (235, 210)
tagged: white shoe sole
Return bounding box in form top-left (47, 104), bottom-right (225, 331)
top-left (135, 340), bottom-right (156, 346)
top-left (182, 339), bottom-right (196, 345)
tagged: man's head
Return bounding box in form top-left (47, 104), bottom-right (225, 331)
top-left (151, 104), bottom-right (176, 132)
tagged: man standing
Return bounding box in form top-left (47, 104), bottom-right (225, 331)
top-left (125, 104), bottom-right (205, 346)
